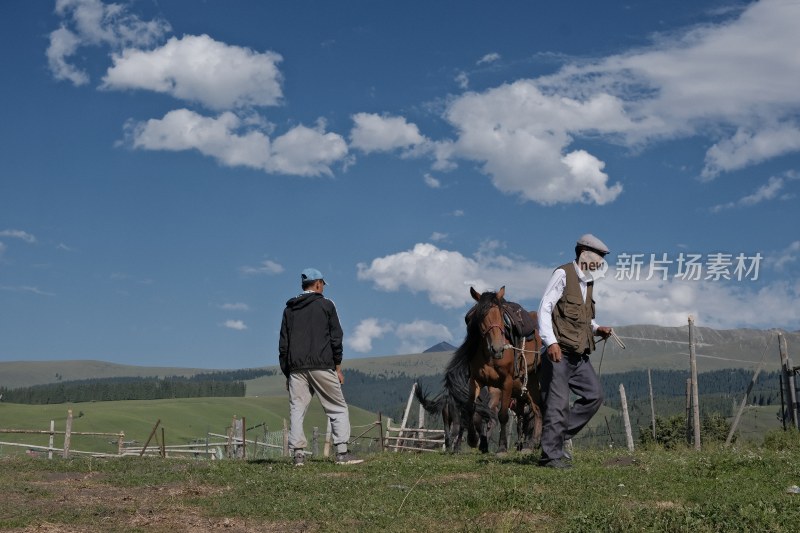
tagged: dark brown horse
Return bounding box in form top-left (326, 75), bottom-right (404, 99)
top-left (452, 286), bottom-right (543, 454)
top-left (415, 366), bottom-right (500, 453)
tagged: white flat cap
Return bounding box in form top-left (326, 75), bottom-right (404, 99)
top-left (577, 233), bottom-right (610, 254)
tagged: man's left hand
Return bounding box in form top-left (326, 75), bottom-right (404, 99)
top-left (595, 326), bottom-right (612, 339)
top-left (336, 367), bottom-right (345, 385)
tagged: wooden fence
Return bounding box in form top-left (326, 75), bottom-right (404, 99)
top-left (383, 383), bottom-right (446, 452)
top-left (0, 411), bottom-right (387, 460)
top-left (0, 409), bottom-right (124, 458)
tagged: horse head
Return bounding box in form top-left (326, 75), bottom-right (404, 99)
top-left (469, 286), bottom-right (508, 358)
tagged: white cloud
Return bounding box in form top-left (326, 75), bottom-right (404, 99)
top-left (711, 175), bottom-right (785, 212)
top-left (220, 302), bottom-right (250, 311)
top-left (768, 241), bottom-right (800, 271)
top-left (102, 34), bottom-right (283, 110)
top-left (0, 230), bottom-right (37, 243)
top-left (48, 0), bottom-right (170, 85)
top-left (477, 52), bottom-right (501, 65)
top-left (358, 243), bottom-right (800, 330)
top-left (455, 71), bottom-right (469, 90)
top-left (597, 274), bottom-right (800, 331)
top-left (47, 27), bottom-right (89, 85)
top-left (423, 173), bottom-right (441, 188)
top-left (349, 318), bottom-right (393, 353)
top-left (396, 320), bottom-right (454, 354)
top-left (702, 125), bottom-right (800, 180)
top-left (269, 120), bottom-right (349, 176)
top-left (361, 1), bottom-right (800, 205)
top-left (442, 81), bottom-right (626, 205)
top-left (126, 109), bottom-right (348, 177)
top-left (348, 317), bottom-right (453, 354)
top-left (0, 285), bottom-right (55, 297)
top-left (537, 0), bottom-right (800, 174)
top-left (240, 259), bottom-right (284, 276)
top-left (222, 319), bottom-right (247, 331)
top-left (350, 113), bottom-right (426, 153)
top-left (357, 242), bottom-right (550, 309)
top-left (430, 232), bottom-right (448, 242)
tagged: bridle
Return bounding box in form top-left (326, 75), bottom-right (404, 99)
top-left (475, 301), bottom-right (511, 356)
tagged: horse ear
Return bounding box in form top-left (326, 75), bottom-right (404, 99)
top-left (497, 286), bottom-right (505, 300)
top-left (470, 286), bottom-right (481, 302)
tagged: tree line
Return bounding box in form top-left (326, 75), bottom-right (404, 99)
top-left (0, 368), bottom-right (277, 404)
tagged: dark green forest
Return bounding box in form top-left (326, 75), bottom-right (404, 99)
top-left (0, 368), bottom-right (277, 404)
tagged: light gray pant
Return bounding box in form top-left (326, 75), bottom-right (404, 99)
top-left (288, 369), bottom-right (352, 455)
top-left (539, 352), bottom-right (604, 462)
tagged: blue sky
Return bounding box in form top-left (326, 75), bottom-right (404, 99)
top-left (1, 0), bottom-right (799, 369)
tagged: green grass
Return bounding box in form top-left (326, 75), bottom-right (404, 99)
top-left (1, 437), bottom-right (799, 532)
top-left (0, 397), bottom-right (378, 455)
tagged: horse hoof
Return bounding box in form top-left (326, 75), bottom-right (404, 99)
top-left (518, 447), bottom-right (534, 455)
top-left (495, 451), bottom-right (508, 458)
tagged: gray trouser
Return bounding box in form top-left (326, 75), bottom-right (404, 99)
top-left (539, 351), bottom-right (604, 462)
top-left (288, 369), bottom-right (351, 454)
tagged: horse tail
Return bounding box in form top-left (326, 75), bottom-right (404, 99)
top-left (414, 381), bottom-right (447, 415)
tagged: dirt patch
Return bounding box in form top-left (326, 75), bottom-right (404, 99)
top-left (479, 509), bottom-right (553, 530)
top-left (424, 471), bottom-right (481, 483)
top-left (6, 474), bottom-right (287, 533)
top-left (603, 456), bottom-right (637, 467)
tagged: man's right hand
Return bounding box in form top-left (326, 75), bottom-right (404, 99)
top-left (546, 343), bottom-right (562, 363)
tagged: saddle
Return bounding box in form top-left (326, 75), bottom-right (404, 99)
top-left (502, 301), bottom-right (537, 343)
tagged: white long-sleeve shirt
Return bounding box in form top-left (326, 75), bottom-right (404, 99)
top-left (537, 261), bottom-right (599, 348)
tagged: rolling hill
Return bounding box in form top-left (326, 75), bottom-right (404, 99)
top-left (2, 325), bottom-right (797, 390)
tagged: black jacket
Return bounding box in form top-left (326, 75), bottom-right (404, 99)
top-left (278, 292), bottom-right (343, 377)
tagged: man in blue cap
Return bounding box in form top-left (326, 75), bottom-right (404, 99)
top-left (537, 235), bottom-right (613, 468)
top-left (279, 268), bottom-right (363, 466)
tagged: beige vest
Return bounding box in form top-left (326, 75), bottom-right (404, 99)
top-left (552, 263), bottom-right (596, 354)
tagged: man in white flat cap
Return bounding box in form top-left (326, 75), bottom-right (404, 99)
top-left (537, 235), bottom-right (613, 468)
top-left (279, 268), bottom-right (363, 466)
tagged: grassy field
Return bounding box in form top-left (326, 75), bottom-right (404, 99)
top-left (1, 433), bottom-right (799, 532)
top-left (0, 397), bottom-right (378, 456)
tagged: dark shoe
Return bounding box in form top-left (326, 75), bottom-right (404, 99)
top-left (293, 451), bottom-right (305, 467)
top-left (541, 458), bottom-right (573, 469)
top-left (335, 451), bottom-right (364, 465)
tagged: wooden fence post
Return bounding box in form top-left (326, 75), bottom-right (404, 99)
top-left (378, 413), bottom-right (385, 453)
top-left (63, 409), bottom-right (73, 459)
top-left (619, 384), bottom-right (634, 452)
top-left (324, 418), bottom-right (332, 457)
top-left (396, 383), bottom-right (416, 451)
top-left (48, 420), bottom-right (55, 460)
top-left (688, 316), bottom-right (701, 450)
top-left (242, 416), bottom-right (247, 460)
top-left (648, 369), bottom-right (656, 440)
top-left (685, 378), bottom-right (692, 445)
top-left (727, 363), bottom-right (763, 445)
top-left (118, 431), bottom-right (124, 456)
top-left (282, 418), bottom-right (289, 457)
top-left (779, 333), bottom-right (799, 429)
top-left (140, 419), bottom-right (161, 457)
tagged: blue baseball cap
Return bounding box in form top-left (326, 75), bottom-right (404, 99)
top-left (301, 268), bottom-right (326, 285)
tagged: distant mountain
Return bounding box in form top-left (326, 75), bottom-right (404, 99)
top-left (424, 341), bottom-right (457, 353)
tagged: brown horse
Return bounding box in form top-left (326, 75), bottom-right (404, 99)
top-left (453, 286), bottom-right (543, 454)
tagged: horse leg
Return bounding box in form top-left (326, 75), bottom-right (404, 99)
top-left (496, 383), bottom-right (512, 456)
top-left (528, 369), bottom-right (544, 449)
top-left (466, 377), bottom-right (481, 448)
